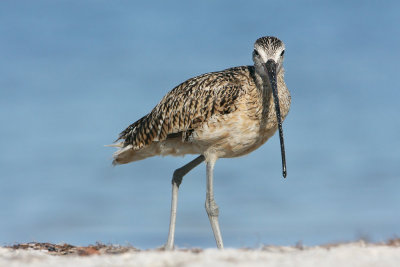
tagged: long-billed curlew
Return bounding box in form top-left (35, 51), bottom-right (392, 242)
top-left (110, 36), bottom-right (291, 249)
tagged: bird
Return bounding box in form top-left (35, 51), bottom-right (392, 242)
top-left (110, 36), bottom-right (291, 250)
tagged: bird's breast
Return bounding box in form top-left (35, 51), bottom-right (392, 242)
top-left (193, 83), bottom-right (290, 159)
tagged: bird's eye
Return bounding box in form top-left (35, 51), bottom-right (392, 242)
top-left (253, 50), bottom-right (259, 56)
top-left (280, 50), bottom-right (285, 56)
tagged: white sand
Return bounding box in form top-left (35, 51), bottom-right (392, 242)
top-left (1, 242), bottom-right (399, 267)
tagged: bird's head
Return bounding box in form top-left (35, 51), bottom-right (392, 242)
top-left (252, 36), bottom-right (285, 79)
top-left (252, 36), bottom-right (287, 178)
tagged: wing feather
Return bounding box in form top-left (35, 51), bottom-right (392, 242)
top-left (116, 66), bottom-right (249, 150)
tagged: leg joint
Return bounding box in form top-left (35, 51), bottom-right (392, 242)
top-left (205, 198), bottom-right (219, 217)
top-left (172, 168), bottom-right (184, 187)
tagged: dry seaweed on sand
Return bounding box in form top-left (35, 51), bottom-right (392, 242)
top-left (7, 242), bottom-right (139, 256)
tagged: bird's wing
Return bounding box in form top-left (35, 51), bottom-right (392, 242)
top-left (117, 70), bottom-right (245, 150)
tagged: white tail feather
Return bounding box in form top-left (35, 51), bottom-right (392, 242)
top-left (104, 142), bottom-right (124, 148)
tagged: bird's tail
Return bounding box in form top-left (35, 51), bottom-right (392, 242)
top-left (107, 142), bottom-right (158, 166)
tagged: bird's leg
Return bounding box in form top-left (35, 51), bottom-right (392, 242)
top-left (205, 158), bottom-right (224, 249)
top-left (165, 155), bottom-right (205, 250)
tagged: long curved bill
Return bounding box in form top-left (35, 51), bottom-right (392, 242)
top-left (264, 60), bottom-right (287, 178)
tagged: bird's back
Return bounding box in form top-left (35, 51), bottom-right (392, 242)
top-left (112, 66), bottom-right (260, 165)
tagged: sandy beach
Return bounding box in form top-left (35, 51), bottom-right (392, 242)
top-left (1, 240), bottom-right (399, 267)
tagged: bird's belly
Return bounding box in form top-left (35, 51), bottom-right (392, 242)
top-left (194, 113), bottom-right (278, 159)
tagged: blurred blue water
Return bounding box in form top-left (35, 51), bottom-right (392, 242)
top-left (0, 1), bottom-right (399, 249)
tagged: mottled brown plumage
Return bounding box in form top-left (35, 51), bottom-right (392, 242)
top-left (110, 36), bottom-right (291, 249)
top-left (117, 67), bottom-right (248, 149)
top-left (113, 64), bottom-right (290, 165)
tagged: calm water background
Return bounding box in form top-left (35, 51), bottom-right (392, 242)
top-left (1, 1), bottom-right (399, 249)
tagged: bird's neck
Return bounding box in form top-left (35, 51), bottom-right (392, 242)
top-left (253, 67), bottom-right (285, 95)
top-left (253, 69), bottom-right (274, 99)
top-left (253, 67), bottom-right (289, 121)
